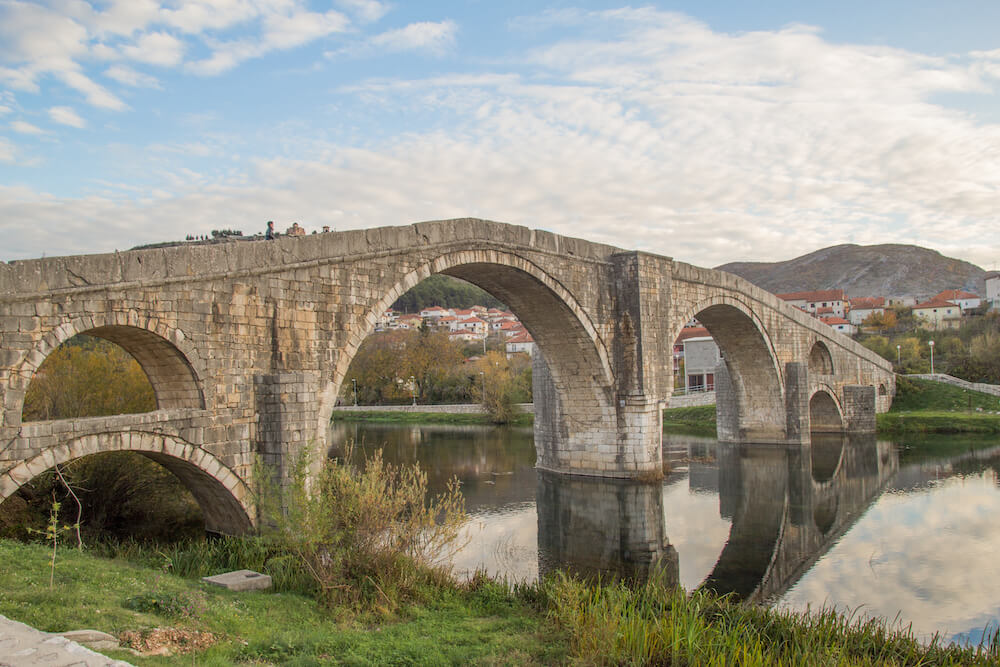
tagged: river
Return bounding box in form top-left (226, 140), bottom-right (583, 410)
top-left (328, 421), bottom-right (1000, 646)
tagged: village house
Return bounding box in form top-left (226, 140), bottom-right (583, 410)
top-left (933, 289), bottom-right (981, 313)
top-left (821, 316), bottom-right (857, 336)
top-left (847, 297), bottom-right (885, 326)
top-left (987, 272), bottom-right (1000, 310)
top-left (673, 326), bottom-right (710, 376)
top-left (682, 335), bottom-right (721, 393)
top-left (776, 289), bottom-right (848, 318)
top-left (912, 297), bottom-right (962, 330)
top-left (419, 306), bottom-right (452, 320)
top-left (505, 330), bottom-right (535, 357)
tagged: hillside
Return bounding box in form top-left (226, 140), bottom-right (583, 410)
top-left (716, 244), bottom-right (985, 298)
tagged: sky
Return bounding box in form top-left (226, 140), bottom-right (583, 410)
top-left (2, 1), bottom-right (999, 269)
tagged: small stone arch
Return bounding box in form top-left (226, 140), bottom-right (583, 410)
top-left (0, 432), bottom-right (253, 535)
top-left (8, 316), bottom-right (206, 427)
top-left (809, 390), bottom-right (843, 433)
top-left (808, 341), bottom-right (834, 375)
top-left (878, 383), bottom-right (887, 396)
top-left (673, 294), bottom-right (785, 442)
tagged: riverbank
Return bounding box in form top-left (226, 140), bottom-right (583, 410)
top-left (332, 377), bottom-right (1000, 437)
top-left (1, 538), bottom-right (994, 665)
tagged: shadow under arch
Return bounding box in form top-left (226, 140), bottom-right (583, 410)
top-left (809, 341), bottom-right (834, 375)
top-left (673, 297), bottom-right (785, 442)
top-left (10, 317), bottom-right (205, 427)
top-left (809, 390), bottom-right (843, 433)
top-left (0, 432), bottom-right (253, 535)
top-left (325, 249), bottom-right (619, 473)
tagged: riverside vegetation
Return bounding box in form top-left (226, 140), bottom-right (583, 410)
top-left (5, 308), bottom-right (1000, 662)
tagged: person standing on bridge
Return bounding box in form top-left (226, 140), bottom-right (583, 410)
top-left (265, 220), bottom-right (275, 240)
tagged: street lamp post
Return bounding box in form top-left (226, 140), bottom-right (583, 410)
top-left (896, 344), bottom-right (901, 365)
top-left (352, 378), bottom-right (357, 407)
top-left (928, 340), bottom-right (935, 375)
top-left (479, 371), bottom-right (485, 402)
top-left (410, 375), bottom-right (417, 406)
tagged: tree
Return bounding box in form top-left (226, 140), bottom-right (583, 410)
top-left (473, 351), bottom-right (528, 423)
top-left (22, 336), bottom-right (155, 421)
top-left (862, 310), bottom-right (897, 334)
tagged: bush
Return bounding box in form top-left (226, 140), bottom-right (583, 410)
top-left (274, 444), bottom-right (467, 614)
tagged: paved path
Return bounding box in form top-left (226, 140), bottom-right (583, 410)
top-left (0, 615), bottom-right (132, 667)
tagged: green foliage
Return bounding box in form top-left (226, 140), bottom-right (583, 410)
top-left (891, 377), bottom-right (1000, 413)
top-left (4, 452), bottom-right (203, 542)
top-left (274, 444), bottom-right (468, 615)
top-left (473, 351), bottom-right (531, 424)
top-left (545, 572), bottom-right (998, 666)
top-left (123, 590), bottom-right (206, 618)
top-left (662, 405), bottom-right (718, 434)
top-left (22, 335), bottom-right (155, 421)
top-left (391, 274), bottom-right (504, 313)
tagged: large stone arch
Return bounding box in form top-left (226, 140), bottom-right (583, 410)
top-left (7, 315), bottom-right (206, 427)
top-left (323, 248), bottom-right (622, 475)
top-left (673, 295), bottom-right (785, 442)
top-left (0, 431), bottom-right (253, 535)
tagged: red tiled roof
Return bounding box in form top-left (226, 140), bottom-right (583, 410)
top-left (914, 297), bottom-right (960, 310)
top-left (816, 306), bottom-right (834, 315)
top-left (776, 289), bottom-right (846, 303)
top-left (849, 297), bottom-right (885, 309)
top-left (499, 321), bottom-right (522, 330)
top-left (507, 331), bottom-right (534, 344)
top-left (935, 289), bottom-right (979, 301)
top-left (674, 326), bottom-right (710, 344)
top-left (821, 316), bottom-right (850, 325)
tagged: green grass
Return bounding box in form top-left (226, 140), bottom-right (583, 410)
top-left (332, 410), bottom-right (534, 427)
top-left (3, 538), bottom-right (996, 665)
top-left (891, 376), bottom-right (1000, 413)
top-left (661, 404), bottom-right (717, 434)
top-left (0, 539), bottom-right (564, 665)
top-left (880, 377), bottom-right (1000, 434)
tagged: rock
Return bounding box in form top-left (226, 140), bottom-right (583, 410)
top-left (201, 569), bottom-right (273, 592)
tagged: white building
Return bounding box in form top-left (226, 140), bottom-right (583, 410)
top-left (776, 289), bottom-right (848, 318)
top-left (934, 289), bottom-right (981, 313)
top-left (821, 316), bottom-right (857, 336)
top-left (505, 331), bottom-right (535, 357)
top-left (986, 272), bottom-right (1000, 310)
top-left (847, 297), bottom-right (885, 326)
top-left (912, 297), bottom-right (962, 330)
top-left (682, 336), bottom-right (721, 392)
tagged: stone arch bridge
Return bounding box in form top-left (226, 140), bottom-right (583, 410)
top-left (0, 219), bottom-right (894, 534)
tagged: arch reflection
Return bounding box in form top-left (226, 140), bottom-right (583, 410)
top-left (536, 436), bottom-right (898, 602)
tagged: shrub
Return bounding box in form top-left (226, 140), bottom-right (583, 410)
top-left (274, 444), bottom-right (467, 614)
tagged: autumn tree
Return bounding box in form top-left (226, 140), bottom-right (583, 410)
top-left (22, 336), bottom-right (155, 421)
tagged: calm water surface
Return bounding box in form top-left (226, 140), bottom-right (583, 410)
top-left (328, 421), bottom-right (1000, 645)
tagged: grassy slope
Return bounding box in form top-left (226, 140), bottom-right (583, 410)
top-left (878, 377), bottom-right (1000, 434)
top-left (0, 540), bottom-right (564, 666)
top-left (2, 539), bottom-right (994, 665)
top-left (332, 410), bottom-right (533, 427)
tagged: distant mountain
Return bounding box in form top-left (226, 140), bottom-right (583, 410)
top-left (715, 244), bottom-right (986, 299)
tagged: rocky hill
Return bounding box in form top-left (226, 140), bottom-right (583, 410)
top-left (716, 244), bottom-right (986, 299)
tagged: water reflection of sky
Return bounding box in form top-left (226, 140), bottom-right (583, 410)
top-left (779, 472), bottom-right (1000, 644)
top-left (331, 422), bottom-right (1000, 644)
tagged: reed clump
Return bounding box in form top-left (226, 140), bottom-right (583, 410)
top-left (544, 572), bottom-right (999, 666)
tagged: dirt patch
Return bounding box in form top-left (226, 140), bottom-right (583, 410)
top-left (118, 627), bottom-right (217, 656)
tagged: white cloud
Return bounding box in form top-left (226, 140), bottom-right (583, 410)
top-left (370, 20), bottom-right (457, 55)
top-left (0, 105), bottom-right (11, 115)
top-left (55, 69), bottom-right (127, 110)
top-left (188, 7), bottom-right (350, 75)
top-left (48, 106), bottom-right (86, 128)
top-left (1, 7), bottom-right (1000, 270)
top-left (121, 31), bottom-right (185, 66)
top-left (0, 137), bottom-right (14, 163)
top-left (10, 120), bottom-right (45, 134)
top-left (335, 0), bottom-right (389, 23)
top-left (103, 64), bottom-right (160, 88)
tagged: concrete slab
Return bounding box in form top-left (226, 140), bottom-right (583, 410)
top-left (0, 614), bottom-right (132, 667)
top-left (201, 569), bottom-right (272, 592)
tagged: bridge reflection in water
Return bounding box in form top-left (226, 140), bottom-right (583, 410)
top-left (538, 435), bottom-right (897, 602)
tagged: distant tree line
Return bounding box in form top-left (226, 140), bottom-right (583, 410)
top-left (391, 275), bottom-right (505, 313)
